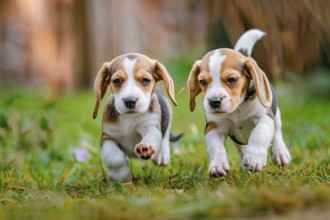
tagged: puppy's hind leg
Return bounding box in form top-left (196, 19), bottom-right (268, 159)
top-left (102, 140), bottom-right (132, 182)
top-left (271, 108), bottom-right (291, 166)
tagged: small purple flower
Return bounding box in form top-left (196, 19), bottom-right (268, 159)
top-left (72, 147), bottom-right (91, 162)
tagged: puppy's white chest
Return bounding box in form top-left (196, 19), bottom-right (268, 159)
top-left (104, 116), bottom-right (138, 137)
top-left (102, 112), bottom-right (159, 157)
top-left (103, 118), bottom-right (139, 155)
top-left (228, 118), bottom-right (256, 145)
top-left (226, 100), bottom-right (267, 144)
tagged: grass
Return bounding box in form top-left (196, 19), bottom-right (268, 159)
top-left (0, 81), bottom-right (329, 219)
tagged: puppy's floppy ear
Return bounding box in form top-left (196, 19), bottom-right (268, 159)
top-left (93, 62), bottom-right (112, 119)
top-left (187, 60), bottom-right (201, 112)
top-left (153, 61), bottom-right (178, 106)
top-left (244, 58), bottom-right (272, 108)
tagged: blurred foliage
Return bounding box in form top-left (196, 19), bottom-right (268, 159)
top-left (1, 0), bottom-right (330, 95)
top-left (305, 69), bottom-right (330, 99)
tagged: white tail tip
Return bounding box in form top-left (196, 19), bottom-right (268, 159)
top-left (234, 29), bottom-right (266, 56)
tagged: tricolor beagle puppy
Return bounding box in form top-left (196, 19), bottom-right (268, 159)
top-left (93, 53), bottom-right (180, 182)
top-left (188, 29), bottom-right (291, 177)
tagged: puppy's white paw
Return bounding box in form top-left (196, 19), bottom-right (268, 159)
top-left (242, 147), bottom-right (268, 172)
top-left (134, 143), bottom-right (155, 160)
top-left (152, 152), bottom-right (169, 166)
top-left (271, 145), bottom-right (291, 166)
top-left (208, 161), bottom-right (230, 177)
top-left (108, 171), bottom-right (132, 183)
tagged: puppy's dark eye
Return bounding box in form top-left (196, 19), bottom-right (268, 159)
top-left (226, 77), bottom-right (238, 85)
top-left (113, 78), bottom-right (123, 87)
top-left (199, 79), bottom-right (208, 87)
top-left (141, 78), bottom-right (151, 86)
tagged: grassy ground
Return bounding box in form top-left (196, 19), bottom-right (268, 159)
top-left (0, 82), bottom-right (329, 219)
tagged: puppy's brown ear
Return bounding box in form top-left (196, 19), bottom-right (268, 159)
top-left (187, 60), bottom-right (201, 111)
top-left (93, 62), bottom-right (112, 119)
top-left (244, 58), bottom-right (272, 108)
top-left (154, 61), bottom-right (178, 106)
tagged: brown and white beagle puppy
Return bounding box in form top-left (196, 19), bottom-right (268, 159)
top-left (188, 29), bottom-right (291, 177)
top-left (93, 53), bottom-right (180, 182)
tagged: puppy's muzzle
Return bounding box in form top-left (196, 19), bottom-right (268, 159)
top-left (123, 97), bottom-right (137, 109)
top-left (208, 97), bottom-right (221, 109)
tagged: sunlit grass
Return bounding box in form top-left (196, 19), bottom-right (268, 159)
top-left (0, 82), bottom-right (329, 219)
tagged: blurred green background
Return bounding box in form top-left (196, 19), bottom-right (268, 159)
top-left (0, 0), bottom-right (330, 219)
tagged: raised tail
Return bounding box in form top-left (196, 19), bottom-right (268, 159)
top-left (234, 29), bottom-right (266, 56)
top-left (170, 133), bottom-right (184, 142)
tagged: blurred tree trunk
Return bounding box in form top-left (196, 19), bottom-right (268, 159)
top-left (74, 0), bottom-right (91, 88)
top-left (203, 1), bottom-right (232, 50)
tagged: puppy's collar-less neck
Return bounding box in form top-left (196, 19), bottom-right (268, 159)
top-left (243, 82), bottom-right (277, 116)
top-left (244, 83), bottom-right (256, 102)
top-left (108, 98), bottom-right (120, 121)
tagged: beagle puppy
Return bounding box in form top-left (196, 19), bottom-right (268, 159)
top-left (188, 29), bottom-right (291, 177)
top-left (93, 53), bottom-right (180, 182)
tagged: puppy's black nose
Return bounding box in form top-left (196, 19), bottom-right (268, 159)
top-left (208, 98), bottom-right (221, 109)
top-left (124, 97), bottom-right (137, 109)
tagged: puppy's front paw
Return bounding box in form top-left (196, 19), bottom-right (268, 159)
top-left (208, 162), bottom-right (230, 177)
top-left (272, 146), bottom-right (291, 166)
top-left (134, 143), bottom-right (155, 160)
top-left (242, 147), bottom-right (267, 172)
top-left (152, 153), bottom-right (169, 166)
